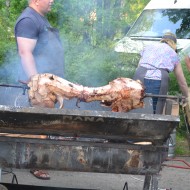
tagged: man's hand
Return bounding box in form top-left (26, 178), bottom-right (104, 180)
top-left (182, 97), bottom-right (188, 108)
top-left (18, 75), bottom-right (36, 85)
top-left (185, 55), bottom-right (190, 72)
top-left (18, 79), bottom-right (30, 84)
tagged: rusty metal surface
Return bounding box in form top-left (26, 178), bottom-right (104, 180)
top-left (0, 136), bottom-right (166, 175)
top-left (0, 105), bottom-right (179, 145)
top-left (0, 103), bottom-right (173, 177)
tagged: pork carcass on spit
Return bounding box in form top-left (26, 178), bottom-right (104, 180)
top-left (28, 73), bottom-right (144, 112)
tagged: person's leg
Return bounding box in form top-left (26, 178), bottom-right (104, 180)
top-left (144, 79), bottom-right (161, 114)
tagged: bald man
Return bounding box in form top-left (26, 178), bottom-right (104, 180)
top-left (15, 0), bottom-right (64, 84)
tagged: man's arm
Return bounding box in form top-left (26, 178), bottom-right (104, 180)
top-left (174, 63), bottom-right (189, 97)
top-left (17, 37), bottom-right (38, 80)
top-left (185, 55), bottom-right (190, 72)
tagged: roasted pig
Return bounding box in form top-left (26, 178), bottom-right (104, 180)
top-left (28, 73), bottom-right (144, 112)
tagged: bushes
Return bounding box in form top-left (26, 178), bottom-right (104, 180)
top-left (64, 38), bottom-right (140, 86)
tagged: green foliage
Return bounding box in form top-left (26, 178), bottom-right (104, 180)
top-left (175, 132), bottom-right (190, 156)
top-left (65, 44), bottom-right (140, 86)
top-left (168, 60), bottom-right (190, 134)
top-left (53, 0), bottom-right (147, 84)
top-left (0, 0), bottom-right (27, 68)
top-left (53, 0), bottom-right (151, 44)
top-left (169, 61), bottom-right (190, 95)
top-left (0, 0), bottom-right (150, 80)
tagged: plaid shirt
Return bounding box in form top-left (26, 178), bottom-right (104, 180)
top-left (139, 42), bottom-right (179, 80)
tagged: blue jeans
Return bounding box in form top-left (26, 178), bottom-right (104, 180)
top-left (144, 78), bottom-right (161, 114)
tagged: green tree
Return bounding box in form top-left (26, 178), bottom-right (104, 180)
top-left (0, 0), bottom-right (150, 84)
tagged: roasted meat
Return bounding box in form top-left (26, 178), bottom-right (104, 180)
top-left (28, 73), bottom-right (144, 112)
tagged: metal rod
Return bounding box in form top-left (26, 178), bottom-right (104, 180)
top-left (0, 168), bottom-right (1, 182)
top-left (145, 93), bottom-right (185, 100)
top-left (0, 84), bottom-right (29, 89)
top-left (0, 84), bottom-right (30, 95)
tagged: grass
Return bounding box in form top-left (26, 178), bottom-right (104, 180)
top-left (175, 132), bottom-right (190, 156)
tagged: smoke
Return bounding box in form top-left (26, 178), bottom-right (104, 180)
top-left (0, 67), bottom-right (8, 83)
top-left (0, 0), bottom-right (127, 110)
top-left (56, 0), bottom-right (135, 87)
top-left (0, 61), bottom-right (20, 84)
top-left (0, 48), bottom-right (109, 110)
top-left (0, 48), bottom-right (24, 106)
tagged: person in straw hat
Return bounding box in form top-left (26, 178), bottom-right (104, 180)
top-left (133, 32), bottom-right (189, 114)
